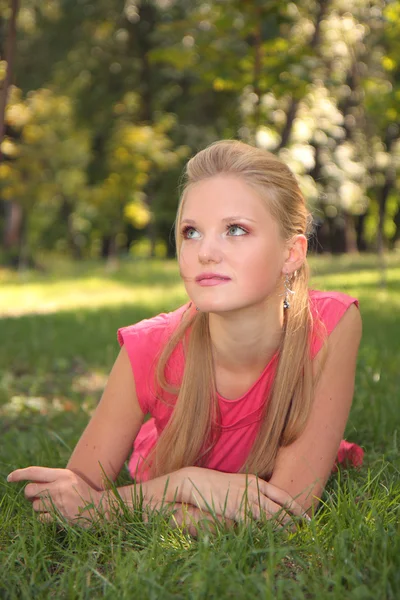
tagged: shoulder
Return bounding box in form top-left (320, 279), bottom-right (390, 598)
top-left (308, 289), bottom-right (361, 359)
top-left (312, 293), bottom-right (362, 386)
top-left (116, 303), bottom-right (191, 415)
top-left (271, 292), bottom-right (362, 511)
top-left (117, 302), bottom-right (191, 348)
top-left (309, 289), bottom-right (359, 314)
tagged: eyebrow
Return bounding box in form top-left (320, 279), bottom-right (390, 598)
top-left (181, 216), bottom-right (257, 225)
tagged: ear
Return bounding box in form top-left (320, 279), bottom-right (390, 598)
top-left (282, 235), bottom-right (308, 275)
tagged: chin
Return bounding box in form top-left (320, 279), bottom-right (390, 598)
top-left (196, 300), bottom-right (243, 314)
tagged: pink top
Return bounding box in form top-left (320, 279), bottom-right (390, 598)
top-left (117, 290), bottom-right (359, 480)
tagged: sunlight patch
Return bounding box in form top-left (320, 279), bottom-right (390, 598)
top-left (72, 371), bottom-right (108, 394)
top-left (0, 395), bottom-right (80, 416)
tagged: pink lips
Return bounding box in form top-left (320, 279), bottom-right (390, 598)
top-left (196, 273), bottom-right (231, 286)
top-left (197, 278), bottom-right (231, 286)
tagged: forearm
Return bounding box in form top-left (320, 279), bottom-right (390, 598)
top-left (94, 469), bottom-right (228, 535)
top-left (101, 481), bottom-right (234, 536)
top-left (98, 469), bottom-right (189, 517)
top-left (94, 466), bottom-right (305, 529)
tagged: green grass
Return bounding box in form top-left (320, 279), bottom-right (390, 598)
top-left (1, 253), bottom-right (399, 599)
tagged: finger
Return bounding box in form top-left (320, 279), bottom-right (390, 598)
top-left (255, 492), bottom-right (309, 529)
top-left (32, 497), bottom-right (51, 512)
top-left (235, 487), bottom-right (296, 526)
top-left (264, 501), bottom-right (293, 527)
top-left (169, 504), bottom-right (201, 530)
top-left (246, 496), bottom-right (292, 527)
top-left (7, 467), bottom-right (64, 484)
top-left (256, 479), bottom-right (308, 519)
top-left (171, 504), bottom-right (232, 537)
top-left (24, 482), bottom-right (52, 500)
top-left (37, 512), bottom-right (54, 524)
top-left (234, 495), bottom-right (283, 524)
top-left (72, 517), bottom-right (92, 530)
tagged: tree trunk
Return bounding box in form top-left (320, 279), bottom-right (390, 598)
top-left (101, 235), bottom-right (112, 259)
top-left (377, 123), bottom-right (399, 285)
top-left (0, 0), bottom-right (19, 159)
top-left (355, 213), bottom-right (368, 252)
top-left (388, 202), bottom-right (400, 250)
top-left (60, 196), bottom-right (82, 259)
top-left (144, 194), bottom-right (157, 258)
top-left (105, 234), bottom-right (119, 271)
top-left (252, 9), bottom-right (262, 135)
top-left (277, 98), bottom-right (299, 150)
top-left (3, 198), bottom-right (23, 248)
top-left (344, 212), bottom-right (358, 253)
top-left (277, 0), bottom-right (330, 150)
top-left (17, 209), bottom-right (30, 271)
top-left (376, 167), bottom-right (395, 287)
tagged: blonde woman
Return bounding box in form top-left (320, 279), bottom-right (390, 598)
top-left (8, 140), bottom-right (363, 531)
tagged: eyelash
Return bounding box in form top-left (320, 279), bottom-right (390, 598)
top-left (181, 223), bottom-right (249, 238)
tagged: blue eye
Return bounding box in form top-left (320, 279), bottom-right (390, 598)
top-left (181, 226), bottom-right (199, 239)
top-left (227, 224), bottom-right (247, 236)
top-left (181, 223), bottom-right (248, 238)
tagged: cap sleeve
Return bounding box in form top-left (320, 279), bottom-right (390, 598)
top-left (310, 291), bottom-right (360, 359)
top-left (117, 303), bottom-right (191, 416)
top-left (117, 313), bottom-right (171, 414)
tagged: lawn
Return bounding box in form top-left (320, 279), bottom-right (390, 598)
top-left (1, 254), bottom-right (399, 599)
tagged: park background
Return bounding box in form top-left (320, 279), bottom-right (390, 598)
top-left (1, 1), bottom-right (399, 598)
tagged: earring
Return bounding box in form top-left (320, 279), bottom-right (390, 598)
top-left (282, 273), bottom-right (295, 309)
top-left (196, 306), bottom-right (200, 311)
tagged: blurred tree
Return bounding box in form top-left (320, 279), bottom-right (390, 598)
top-left (0, 88), bottom-right (91, 266)
top-left (87, 96), bottom-right (188, 261)
top-left (0, 0), bottom-right (399, 264)
top-left (0, 0), bottom-right (19, 156)
top-left (366, 1), bottom-right (400, 274)
top-left (21, 0), bottom-right (190, 259)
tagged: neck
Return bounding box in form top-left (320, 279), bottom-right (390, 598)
top-left (208, 297), bottom-right (284, 373)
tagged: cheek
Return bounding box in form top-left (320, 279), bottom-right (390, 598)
top-left (241, 242), bottom-right (282, 288)
top-left (178, 245), bottom-right (196, 277)
top-left (178, 246), bottom-right (189, 265)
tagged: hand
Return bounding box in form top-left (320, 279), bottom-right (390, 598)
top-left (7, 467), bottom-right (103, 525)
top-left (173, 467), bottom-right (310, 526)
top-left (164, 502), bottom-right (236, 537)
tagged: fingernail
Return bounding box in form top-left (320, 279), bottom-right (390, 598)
top-left (6, 474), bottom-right (12, 482)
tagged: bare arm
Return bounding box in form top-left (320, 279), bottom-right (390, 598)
top-left (66, 345), bottom-right (145, 490)
top-left (8, 344), bottom-right (207, 525)
top-left (9, 339), bottom-right (217, 525)
top-left (268, 303), bottom-right (363, 514)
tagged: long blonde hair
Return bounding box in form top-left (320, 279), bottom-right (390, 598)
top-left (147, 140), bottom-right (324, 480)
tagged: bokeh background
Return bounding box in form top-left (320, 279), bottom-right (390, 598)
top-left (1, 3), bottom-right (400, 597)
top-left (1, 0), bottom-right (400, 266)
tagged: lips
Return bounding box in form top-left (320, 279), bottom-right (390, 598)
top-left (196, 273), bottom-right (231, 282)
top-left (197, 278), bottom-right (231, 287)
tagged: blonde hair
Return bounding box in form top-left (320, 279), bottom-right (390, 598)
top-left (147, 140), bottom-right (324, 480)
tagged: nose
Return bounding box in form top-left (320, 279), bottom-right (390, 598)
top-left (198, 234), bottom-right (222, 264)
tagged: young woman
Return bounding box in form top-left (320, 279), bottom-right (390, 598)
top-left (8, 140), bottom-right (363, 530)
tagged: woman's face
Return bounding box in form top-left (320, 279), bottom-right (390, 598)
top-left (178, 174), bottom-right (289, 313)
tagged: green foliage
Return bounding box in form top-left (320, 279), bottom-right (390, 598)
top-left (365, 193), bottom-right (400, 244)
top-left (0, 0), bottom-right (399, 262)
top-left (88, 108), bottom-right (189, 239)
top-left (1, 87), bottom-right (91, 257)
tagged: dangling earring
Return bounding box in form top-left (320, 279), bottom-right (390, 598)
top-left (282, 273), bottom-right (295, 309)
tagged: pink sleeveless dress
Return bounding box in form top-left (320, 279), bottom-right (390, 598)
top-left (117, 290), bottom-right (363, 481)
